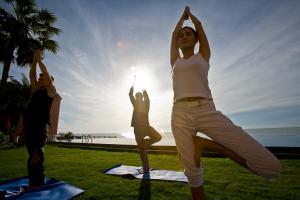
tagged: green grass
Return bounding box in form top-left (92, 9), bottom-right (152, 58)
top-left (0, 145), bottom-right (299, 200)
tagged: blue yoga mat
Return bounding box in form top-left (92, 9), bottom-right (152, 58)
top-left (104, 164), bottom-right (188, 183)
top-left (0, 176), bottom-right (84, 200)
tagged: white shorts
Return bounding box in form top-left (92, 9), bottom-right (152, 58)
top-left (171, 99), bottom-right (280, 187)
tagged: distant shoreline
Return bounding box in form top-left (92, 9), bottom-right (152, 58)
top-left (71, 127), bottom-right (300, 136)
top-left (56, 127), bottom-right (300, 148)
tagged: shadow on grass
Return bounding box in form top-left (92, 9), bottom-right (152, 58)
top-left (118, 173), bottom-right (152, 199)
top-left (102, 170), bottom-right (152, 200)
top-left (138, 174), bottom-right (151, 200)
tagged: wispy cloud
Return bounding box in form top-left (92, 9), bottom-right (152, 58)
top-left (208, 1), bottom-right (300, 115)
top-left (5, 0), bottom-right (300, 132)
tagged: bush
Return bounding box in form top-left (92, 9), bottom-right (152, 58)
top-left (0, 131), bottom-right (10, 144)
top-left (56, 131), bottom-right (74, 142)
top-left (0, 74), bottom-right (31, 132)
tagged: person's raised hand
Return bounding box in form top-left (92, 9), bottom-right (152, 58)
top-left (183, 6), bottom-right (190, 20)
top-left (185, 6), bottom-right (191, 17)
top-left (129, 86), bottom-right (134, 93)
top-left (181, 6), bottom-right (188, 20)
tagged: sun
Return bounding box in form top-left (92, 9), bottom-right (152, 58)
top-left (127, 65), bottom-right (155, 92)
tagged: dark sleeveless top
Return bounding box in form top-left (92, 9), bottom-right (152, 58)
top-left (131, 99), bottom-right (150, 127)
top-left (24, 88), bottom-right (54, 146)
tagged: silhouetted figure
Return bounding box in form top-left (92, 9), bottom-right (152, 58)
top-left (129, 86), bottom-right (162, 173)
top-left (170, 6), bottom-right (280, 200)
top-left (24, 50), bottom-right (56, 189)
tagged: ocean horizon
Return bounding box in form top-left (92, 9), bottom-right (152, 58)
top-left (64, 127), bottom-right (300, 147)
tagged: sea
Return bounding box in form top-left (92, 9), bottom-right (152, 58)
top-left (65, 127), bottom-right (300, 147)
top-left (68, 127), bottom-right (300, 147)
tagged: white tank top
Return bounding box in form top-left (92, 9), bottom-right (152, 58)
top-left (172, 53), bottom-right (213, 101)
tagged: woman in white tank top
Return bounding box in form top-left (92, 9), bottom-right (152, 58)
top-left (170, 6), bottom-right (280, 200)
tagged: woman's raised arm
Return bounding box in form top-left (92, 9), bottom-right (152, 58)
top-left (38, 59), bottom-right (57, 97)
top-left (187, 7), bottom-right (211, 63)
top-left (170, 7), bottom-right (188, 66)
top-left (129, 86), bottom-right (136, 106)
top-left (29, 50), bottom-right (40, 90)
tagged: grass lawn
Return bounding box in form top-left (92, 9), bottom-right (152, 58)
top-left (0, 145), bottom-right (299, 200)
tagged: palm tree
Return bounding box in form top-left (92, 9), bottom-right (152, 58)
top-left (0, 73), bottom-right (31, 131)
top-left (0, 0), bottom-right (61, 84)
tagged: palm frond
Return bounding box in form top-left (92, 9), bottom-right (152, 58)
top-left (42, 39), bottom-right (59, 54)
top-left (16, 0), bottom-right (37, 13)
top-left (15, 38), bottom-right (41, 66)
top-left (37, 8), bottom-right (56, 24)
top-left (45, 25), bottom-right (61, 35)
top-left (0, 7), bottom-right (13, 19)
top-left (2, 0), bottom-right (15, 3)
top-left (1, 0), bottom-right (61, 75)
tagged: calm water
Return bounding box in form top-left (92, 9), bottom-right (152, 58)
top-left (69, 127), bottom-right (300, 147)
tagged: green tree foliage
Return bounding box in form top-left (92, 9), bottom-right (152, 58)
top-left (0, 74), bottom-right (31, 132)
top-left (0, 74), bottom-right (31, 114)
top-left (0, 0), bottom-right (61, 84)
top-left (57, 131), bottom-right (75, 143)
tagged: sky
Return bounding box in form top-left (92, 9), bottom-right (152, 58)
top-left (1, 0), bottom-right (300, 134)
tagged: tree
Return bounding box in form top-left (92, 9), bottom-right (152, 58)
top-left (57, 131), bottom-right (74, 143)
top-left (0, 73), bottom-right (31, 131)
top-left (0, 0), bottom-right (61, 84)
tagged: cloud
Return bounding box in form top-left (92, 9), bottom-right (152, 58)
top-left (51, 0), bottom-right (300, 132)
top-left (207, 1), bottom-right (300, 115)
top-left (6, 0), bottom-right (299, 132)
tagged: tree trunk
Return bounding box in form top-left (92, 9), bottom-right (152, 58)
top-left (1, 58), bottom-right (12, 85)
top-left (0, 113), bottom-right (11, 131)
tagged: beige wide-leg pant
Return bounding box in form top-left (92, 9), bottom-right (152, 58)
top-left (171, 99), bottom-right (280, 187)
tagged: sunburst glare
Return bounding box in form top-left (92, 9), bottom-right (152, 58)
top-left (127, 65), bottom-right (155, 92)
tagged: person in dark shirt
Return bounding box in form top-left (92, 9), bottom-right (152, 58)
top-left (24, 50), bottom-right (56, 189)
top-left (129, 86), bottom-right (162, 173)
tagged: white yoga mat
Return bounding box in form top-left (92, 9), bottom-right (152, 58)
top-left (104, 164), bottom-right (188, 183)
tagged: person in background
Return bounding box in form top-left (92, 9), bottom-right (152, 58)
top-left (24, 49), bottom-right (56, 189)
top-left (129, 86), bottom-right (162, 174)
